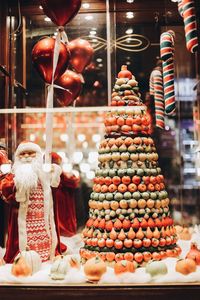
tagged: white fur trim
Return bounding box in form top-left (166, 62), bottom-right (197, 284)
top-left (49, 193), bottom-right (58, 259)
top-left (15, 142), bottom-right (42, 157)
top-left (18, 200), bottom-right (29, 252)
top-left (50, 164), bottom-right (62, 188)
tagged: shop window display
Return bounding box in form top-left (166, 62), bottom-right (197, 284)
top-left (0, 0), bottom-right (200, 299)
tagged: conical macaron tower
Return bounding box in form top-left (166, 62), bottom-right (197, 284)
top-left (80, 66), bottom-right (181, 266)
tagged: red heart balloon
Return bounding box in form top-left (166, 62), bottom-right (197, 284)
top-left (40, 0), bottom-right (81, 26)
top-left (32, 37), bottom-right (70, 84)
top-left (55, 70), bottom-right (82, 106)
top-left (68, 39), bottom-right (94, 73)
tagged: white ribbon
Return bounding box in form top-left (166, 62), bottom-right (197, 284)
top-left (45, 31), bottom-right (61, 164)
top-left (60, 30), bottom-right (69, 44)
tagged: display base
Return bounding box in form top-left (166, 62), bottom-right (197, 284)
top-left (0, 283), bottom-right (200, 300)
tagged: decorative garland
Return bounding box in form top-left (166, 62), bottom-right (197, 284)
top-left (160, 30), bottom-right (176, 116)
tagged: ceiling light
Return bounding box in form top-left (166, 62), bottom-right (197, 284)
top-left (82, 3), bottom-right (90, 9)
top-left (62, 163), bottom-right (72, 173)
top-left (44, 17), bottom-right (51, 22)
top-left (96, 58), bottom-right (102, 62)
top-left (73, 151), bottom-right (83, 164)
top-left (126, 37), bottom-right (131, 43)
top-left (126, 12), bottom-right (134, 19)
top-left (80, 163), bottom-right (90, 173)
top-left (60, 134), bottom-right (69, 142)
top-left (78, 134), bottom-right (86, 142)
top-left (127, 0), bottom-right (134, 3)
top-left (39, 5), bottom-right (43, 9)
top-left (86, 171), bottom-right (95, 180)
top-left (89, 30), bottom-right (96, 36)
top-left (126, 28), bottom-right (133, 34)
top-left (85, 15), bottom-right (93, 21)
top-left (88, 151), bottom-right (98, 163)
top-left (92, 134), bottom-right (101, 143)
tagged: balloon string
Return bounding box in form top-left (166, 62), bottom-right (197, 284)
top-left (61, 30), bottom-right (69, 44)
top-left (46, 83), bottom-right (72, 94)
top-left (45, 31), bottom-right (61, 164)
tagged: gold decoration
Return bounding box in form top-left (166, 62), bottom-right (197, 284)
top-left (82, 34), bottom-right (150, 52)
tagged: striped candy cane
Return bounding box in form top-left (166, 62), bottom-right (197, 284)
top-left (160, 30), bottom-right (175, 116)
top-left (149, 68), bottom-right (165, 129)
top-left (178, 0), bottom-right (184, 17)
top-left (178, 0), bottom-right (198, 53)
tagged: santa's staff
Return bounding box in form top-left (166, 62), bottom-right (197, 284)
top-left (160, 30), bottom-right (175, 116)
top-left (149, 66), bottom-right (165, 129)
top-left (178, 0), bottom-right (198, 53)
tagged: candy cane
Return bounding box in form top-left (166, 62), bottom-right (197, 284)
top-left (178, 0), bottom-right (184, 17)
top-left (160, 30), bottom-right (175, 116)
top-left (149, 68), bottom-right (165, 129)
top-left (178, 0), bottom-right (198, 53)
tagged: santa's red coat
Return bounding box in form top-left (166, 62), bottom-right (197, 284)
top-left (0, 173), bottom-right (67, 263)
top-left (52, 173), bottom-right (79, 237)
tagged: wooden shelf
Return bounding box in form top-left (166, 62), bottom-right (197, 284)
top-left (0, 283), bottom-right (200, 300)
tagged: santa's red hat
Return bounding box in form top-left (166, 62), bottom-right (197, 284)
top-left (0, 150), bottom-right (10, 164)
top-left (15, 141), bottom-right (42, 157)
top-left (51, 152), bottom-right (62, 165)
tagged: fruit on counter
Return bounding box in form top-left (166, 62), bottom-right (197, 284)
top-left (84, 256), bottom-right (107, 281)
top-left (175, 258), bottom-right (196, 275)
top-left (12, 248), bottom-right (41, 275)
top-left (50, 255), bottom-right (70, 280)
top-left (11, 256), bottom-right (32, 277)
top-left (186, 243), bottom-right (200, 265)
top-left (114, 259), bottom-right (135, 275)
top-left (146, 261), bottom-right (168, 277)
top-left (69, 256), bottom-right (81, 269)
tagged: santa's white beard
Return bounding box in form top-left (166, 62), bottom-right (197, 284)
top-left (13, 155), bottom-right (43, 192)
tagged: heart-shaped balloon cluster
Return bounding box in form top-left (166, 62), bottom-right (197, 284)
top-left (31, 1), bottom-right (94, 106)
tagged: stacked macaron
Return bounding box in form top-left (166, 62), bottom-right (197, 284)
top-left (80, 66), bottom-right (181, 266)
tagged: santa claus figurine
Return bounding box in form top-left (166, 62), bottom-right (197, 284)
top-left (51, 152), bottom-right (80, 237)
top-left (0, 141), bottom-right (66, 263)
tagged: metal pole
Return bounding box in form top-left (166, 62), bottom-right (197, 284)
top-left (106, 0), bottom-right (112, 106)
